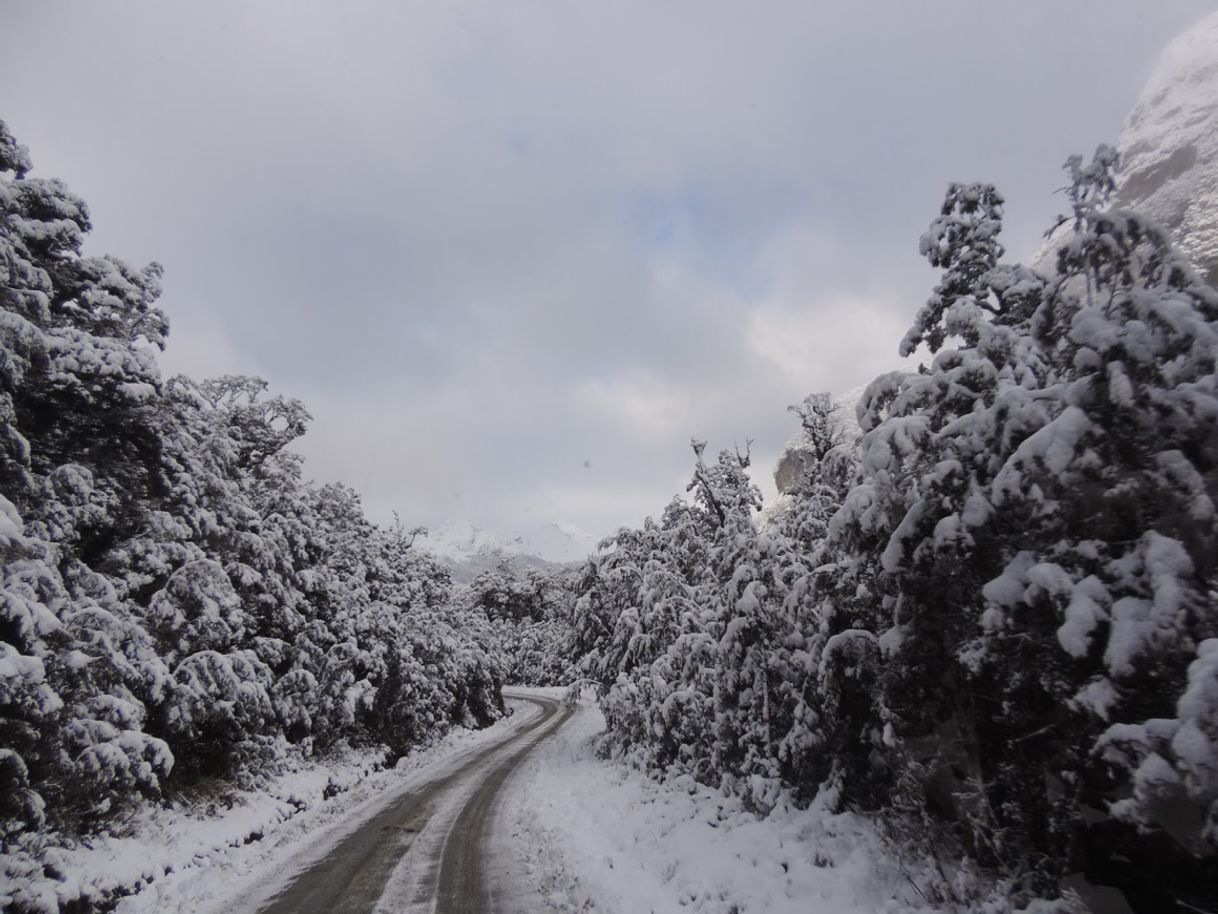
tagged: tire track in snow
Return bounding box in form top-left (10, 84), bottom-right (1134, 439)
top-left (426, 692), bottom-right (574, 913)
top-left (249, 692), bottom-right (568, 914)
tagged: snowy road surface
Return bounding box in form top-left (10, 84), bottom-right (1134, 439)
top-left (243, 691), bottom-right (572, 914)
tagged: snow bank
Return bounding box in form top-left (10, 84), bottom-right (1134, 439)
top-left (502, 701), bottom-right (933, 914)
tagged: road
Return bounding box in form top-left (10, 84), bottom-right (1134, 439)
top-left (249, 691), bottom-right (572, 914)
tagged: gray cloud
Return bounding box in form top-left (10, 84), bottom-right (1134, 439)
top-left (3, 0), bottom-right (1212, 547)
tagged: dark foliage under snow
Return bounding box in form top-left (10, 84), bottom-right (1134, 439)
top-left (0, 122), bottom-right (505, 911)
top-left (570, 150), bottom-right (1218, 912)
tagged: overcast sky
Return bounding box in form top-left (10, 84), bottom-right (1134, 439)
top-left (2, 1), bottom-right (1212, 551)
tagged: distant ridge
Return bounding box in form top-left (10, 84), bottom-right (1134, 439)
top-left (419, 519), bottom-right (598, 583)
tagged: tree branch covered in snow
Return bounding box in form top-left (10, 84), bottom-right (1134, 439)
top-left (570, 148), bottom-right (1218, 912)
top-left (0, 122), bottom-right (506, 913)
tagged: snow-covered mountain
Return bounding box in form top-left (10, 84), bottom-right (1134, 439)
top-left (423, 519), bottom-right (598, 563)
top-left (1115, 10), bottom-right (1218, 285)
top-left (1033, 12), bottom-right (1218, 281)
top-left (418, 519), bottom-right (599, 582)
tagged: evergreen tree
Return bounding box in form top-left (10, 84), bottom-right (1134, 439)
top-left (0, 121), bottom-right (508, 906)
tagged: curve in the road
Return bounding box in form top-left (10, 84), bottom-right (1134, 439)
top-left (430, 691), bottom-right (573, 913)
top-left (252, 692), bottom-right (569, 914)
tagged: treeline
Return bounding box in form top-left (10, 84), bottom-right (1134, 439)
top-left (571, 151), bottom-right (1218, 911)
top-left (0, 121), bottom-right (504, 907)
top-left (462, 559), bottom-right (578, 687)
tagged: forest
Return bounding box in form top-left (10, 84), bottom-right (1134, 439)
top-left (2, 114), bottom-right (1217, 913)
top-left (566, 153), bottom-right (1218, 909)
top-left (0, 117), bottom-right (572, 908)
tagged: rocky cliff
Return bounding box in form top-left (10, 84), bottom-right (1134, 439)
top-left (1115, 10), bottom-right (1218, 284)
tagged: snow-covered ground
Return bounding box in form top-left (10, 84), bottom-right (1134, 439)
top-left (502, 692), bottom-right (940, 914)
top-left (15, 703), bottom-right (544, 914)
top-left (20, 691), bottom-right (1069, 914)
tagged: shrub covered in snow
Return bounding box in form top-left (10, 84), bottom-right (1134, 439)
top-left (0, 121), bottom-right (504, 911)
top-left (572, 149), bottom-right (1218, 911)
top-left (461, 558), bottom-right (580, 686)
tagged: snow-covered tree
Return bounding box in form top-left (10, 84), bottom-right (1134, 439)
top-left (0, 122), bottom-right (508, 884)
top-left (811, 149), bottom-right (1218, 904)
top-left (571, 146), bottom-right (1218, 908)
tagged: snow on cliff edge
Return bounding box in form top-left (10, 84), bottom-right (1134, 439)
top-left (1116, 10), bottom-right (1218, 285)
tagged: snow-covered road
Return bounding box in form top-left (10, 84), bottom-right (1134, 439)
top-left (94, 691), bottom-right (574, 914)
top-left (239, 690), bottom-right (573, 914)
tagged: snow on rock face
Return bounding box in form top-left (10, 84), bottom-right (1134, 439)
top-left (1117, 11), bottom-right (1218, 285)
top-left (1028, 12), bottom-right (1218, 282)
top-left (773, 385), bottom-right (865, 494)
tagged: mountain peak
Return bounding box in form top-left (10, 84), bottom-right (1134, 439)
top-left (420, 519), bottom-right (598, 566)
